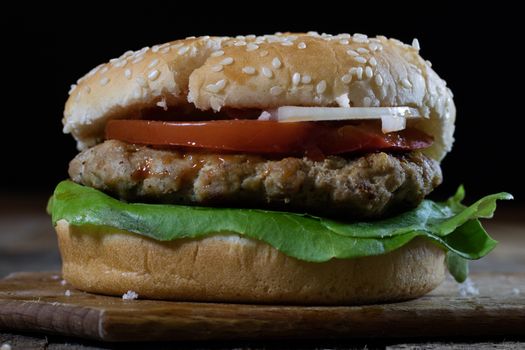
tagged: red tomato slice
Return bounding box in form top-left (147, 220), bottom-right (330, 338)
top-left (106, 120), bottom-right (432, 156)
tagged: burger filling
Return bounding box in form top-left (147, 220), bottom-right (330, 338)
top-left (49, 107), bottom-right (512, 283)
top-left (69, 140), bottom-right (441, 218)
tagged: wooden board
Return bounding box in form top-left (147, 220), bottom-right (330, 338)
top-left (0, 272), bottom-right (524, 342)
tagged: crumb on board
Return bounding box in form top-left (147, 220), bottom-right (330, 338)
top-left (65, 289), bottom-right (71, 297)
top-left (458, 278), bottom-right (480, 297)
top-left (60, 279), bottom-right (67, 286)
top-left (122, 290), bottom-right (139, 300)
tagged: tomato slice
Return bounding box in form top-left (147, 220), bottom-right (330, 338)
top-left (106, 120), bottom-right (432, 156)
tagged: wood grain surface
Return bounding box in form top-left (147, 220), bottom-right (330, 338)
top-left (0, 271), bottom-right (524, 342)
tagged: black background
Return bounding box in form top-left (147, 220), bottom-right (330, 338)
top-left (3, 3), bottom-right (523, 204)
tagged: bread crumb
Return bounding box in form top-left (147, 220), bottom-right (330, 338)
top-left (1, 343), bottom-right (12, 350)
top-left (458, 278), bottom-right (479, 297)
top-left (122, 290), bottom-right (139, 300)
top-left (51, 274), bottom-right (60, 280)
top-left (65, 289), bottom-right (71, 297)
top-left (257, 111), bottom-right (273, 121)
top-left (60, 279), bottom-right (67, 286)
top-left (156, 98), bottom-right (168, 111)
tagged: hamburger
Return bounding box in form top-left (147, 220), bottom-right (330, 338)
top-left (48, 32), bottom-right (511, 304)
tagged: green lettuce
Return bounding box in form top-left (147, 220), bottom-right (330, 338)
top-left (49, 180), bottom-right (512, 282)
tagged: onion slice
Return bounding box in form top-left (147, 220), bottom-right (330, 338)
top-left (277, 106), bottom-right (421, 133)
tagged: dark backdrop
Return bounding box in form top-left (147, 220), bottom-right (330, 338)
top-left (3, 3), bottom-right (523, 204)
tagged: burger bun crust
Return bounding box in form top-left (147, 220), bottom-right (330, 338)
top-left (64, 33), bottom-right (455, 161)
top-left (56, 219), bottom-right (446, 305)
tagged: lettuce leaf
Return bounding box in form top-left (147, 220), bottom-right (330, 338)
top-left (49, 180), bottom-right (512, 281)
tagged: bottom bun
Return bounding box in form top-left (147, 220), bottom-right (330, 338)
top-left (56, 219), bottom-right (446, 305)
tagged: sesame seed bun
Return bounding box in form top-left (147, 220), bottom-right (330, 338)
top-left (56, 220), bottom-right (446, 304)
top-left (64, 33), bottom-right (455, 160)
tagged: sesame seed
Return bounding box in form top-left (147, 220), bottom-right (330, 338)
top-left (357, 47), bottom-right (369, 54)
top-left (234, 41), bottom-right (247, 46)
top-left (346, 49), bottom-right (359, 56)
top-left (178, 46), bottom-right (190, 55)
top-left (171, 43), bottom-right (183, 49)
top-left (369, 43), bottom-right (380, 51)
top-left (297, 42), bottom-right (306, 49)
top-left (412, 38), bottom-right (420, 50)
top-left (339, 39), bottom-right (349, 45)
top-left (186, 36), bottom-right (196, 40)
top-left (363, 97), bottom-right (372, 107)
top-left (375, 74), bottom-right (383, 86)
top-left (68, 84), bottom-right (77, 95)
top-left (301, 75), bottom-right (312, 84)
top-left (160, 47), bottom-right (170, 54)
top-left (100, 66), bottom-right (109, 74)
top-left (341, 74), bottom-right (352, 84)
top-left (356, 67), bottom-right (363, 80)
top-left (124, 68), bottom-right (132, 79)
top-left (316, 80), bottom-right (327, 94)
top-left (353, 33), bottom-right (369, 43)
top-left (206, 79), bottom-right (227, 93)
top-left (236, 35), bottom-right (246, 40)
top-left (272, 57), bottom-right (282, 69)
top-left (211, 50), bottom-right (225, 57)
top-left (426, 60), bottom-right (432, 67)
top-left (211, 65), bottom-right (223, 72)
top-left (262, 67), bottom-right (273, 78)
top-left (281, 41), bottom-right (293, 46)
top-left (292, 72), bottom-right (301, 85)
top-left (259, 50), bottom-right (269, 57)
top-left (120, 50), bottom-right (134, 59)
top-left (132, 56), bottom-right (144, 64)
top-left (354, 56), bottom-right (367, 64)
top-left (246, 43), bottom-right (259, 51)
top-left (100, 77), bottom-right (109, 86)
top-left (369, 57), bottom-right (377, 67)
top-left (270, 86), bottom-right (284, 95)
top-left (242, 66), bottom-right (256, 75)
top-left (114, 60), bottom-right (127, 68)
top-left (365, 66), bottom-right (373, 79)
top-left (401, 78), bottom-right (412, 88)
top-left (307, 31), bottom-right (319, 36)
top-left (339, 33), bottom-right (351, 39)
top-left (246, 34), bottom-right (256, 39)
top-left (148, 59), bottom-right (159, 68)
top-left (148, 69), bottom-right (160, 81)
top-left (152, 45), bottom-right (160, 53)
top-left (220, 57), bottom-right (234, 65)
top-left (135, 47), bottom-right (150, 56)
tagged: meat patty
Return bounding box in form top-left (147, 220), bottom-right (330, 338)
top-left (69, 140), bottom-right (442, 218)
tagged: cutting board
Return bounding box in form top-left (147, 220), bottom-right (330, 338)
top-left (0, 272), bottom-right (523, 342)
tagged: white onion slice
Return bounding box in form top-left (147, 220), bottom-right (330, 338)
top-left (276, 106), bottom-right (421, 133)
